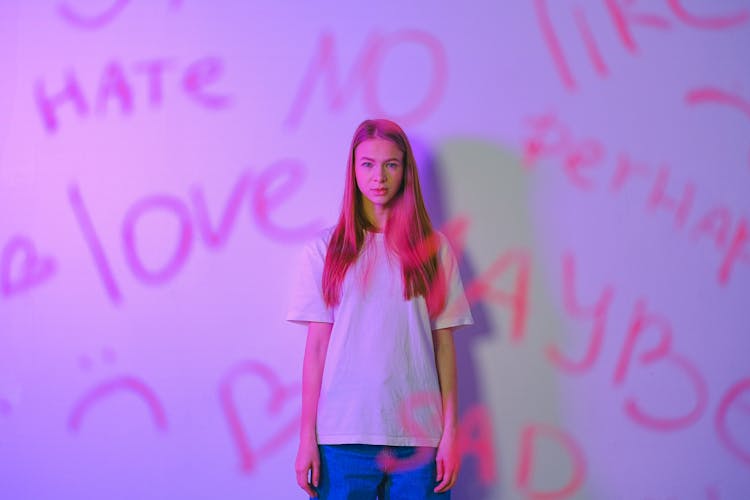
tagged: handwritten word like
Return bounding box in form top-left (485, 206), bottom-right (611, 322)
top-left (534, 0), bottom-right (749, 91)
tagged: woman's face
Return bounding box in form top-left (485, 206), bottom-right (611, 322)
top-left (353, 138), bottom-right (404, 210)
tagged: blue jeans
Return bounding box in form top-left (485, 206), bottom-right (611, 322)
top-left (313, 444), bottom-right (451, 499)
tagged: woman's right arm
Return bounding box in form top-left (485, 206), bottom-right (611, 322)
top-left (295, 321), bottom-right (332, 497)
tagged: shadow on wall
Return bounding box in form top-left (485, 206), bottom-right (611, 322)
top-left (414, 136), bottom-right (582, 500)
top-left (416, 136), bottom-right (499, 500)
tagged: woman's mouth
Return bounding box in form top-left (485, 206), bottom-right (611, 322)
top-left (372, 188), bottom-right (387, 196)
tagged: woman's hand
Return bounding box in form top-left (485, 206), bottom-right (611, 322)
top-left (295, 438), bottom-right (320, 497)
top-left (434, 428), bottom-right (460, 493)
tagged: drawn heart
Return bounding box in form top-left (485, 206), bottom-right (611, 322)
top-left (219, 360), bottom-right (301, 472)
top-left (1, 236), bottom-right (57, 296)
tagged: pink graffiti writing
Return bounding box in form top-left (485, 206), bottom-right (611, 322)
top-left (458, 249), bottom-right (531, 343)
top-left (383, 389), bottom-right (592, 496)
top-left (715, 377), bottom-right (750, 465)
top-left (68, 159), bottom-right (321, 304)
top-left (284, 29), bottom-right (446, 129)
top-left (376, 391), bottom-right (443, 474)
top-left (456, 405), bottom-right (498, 485)
top-left (417, 216), bottom-right (531, 344)
top-left (429, 215), bottom-right (746, 467)
top-left (522, 112), bottom-right (750, 287)
top-left (219, 360), bottom-right (301, 473)
top-left (666, 0), bottom-right (750, 30)
top-left (68, 186), bottom-right (124, 303)
top-left (0, 236), bottom-right (57, 298)
top-left (545, 253), bottom-right (615, 373)
top-left (516, 423), bottom-right (586, 499)
top-left (376, 392), bottom-right (497, 486)
top-left (122, 195), bottom-right (193, 285)
top-left (57, 0), bottom-right (182, 30)
top-left (541, 250), bottom-right (709, 431)
top-left (534, 0), bottom-right (747, 91)
top-left (685, 86), bottom-right (750, 170)
top-left (68, 376), bottom-right (167, 432)
top-left (685, 86), bottom-right (750, 121)
top-left (613, 299), bottom-right (709, 430)
top-left (35, 56), bottom-right (229, 133)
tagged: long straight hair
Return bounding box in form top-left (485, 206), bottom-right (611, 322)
top-left (322, 119), bottom-right (446, 318)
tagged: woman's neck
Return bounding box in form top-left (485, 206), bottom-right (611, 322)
top-left (362, 200), bottom-right (388, 232)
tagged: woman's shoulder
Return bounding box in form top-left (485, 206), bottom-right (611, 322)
top-left (429, 229), bottom-right (450, 251)
top-left (303, 225), bottom-right (336, 255)
top-left (429, 229), bottom-right (460, 263)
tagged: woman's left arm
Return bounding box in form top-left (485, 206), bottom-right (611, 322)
top-left (432, 327), bottom-right (459, 493)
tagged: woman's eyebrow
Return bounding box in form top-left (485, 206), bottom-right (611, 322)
top-left (358, 156), bottom-right (401, 162)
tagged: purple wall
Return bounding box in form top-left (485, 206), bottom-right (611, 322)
top-left (1, 1), bottom-right (749, 498)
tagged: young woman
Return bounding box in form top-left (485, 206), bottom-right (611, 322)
top-left (286, 119), bottom-right (473, 499)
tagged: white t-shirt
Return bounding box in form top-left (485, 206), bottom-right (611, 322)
top-left (286, 226), bottom-right (474, 447)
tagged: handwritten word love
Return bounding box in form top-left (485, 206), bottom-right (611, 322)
top-left (68, 159), bottom-right (321, 304)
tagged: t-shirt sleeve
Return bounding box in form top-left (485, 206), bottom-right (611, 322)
top-left (430, 232), bottom-right (474, 331)
top-left (286, 235), bottom-right (334, 325)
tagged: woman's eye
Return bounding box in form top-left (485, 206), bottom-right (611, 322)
top-left (387, 163), bottom-right (398, 169)
top-left (361, 162), bottom-right (372, 168)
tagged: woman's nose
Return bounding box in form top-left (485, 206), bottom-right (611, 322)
top-left (373, 165), bottom-right (387, 181)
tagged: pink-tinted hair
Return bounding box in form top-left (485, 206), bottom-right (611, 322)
top-left (322, 118), bottom-right (446, 317)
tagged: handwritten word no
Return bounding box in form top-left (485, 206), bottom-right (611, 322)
top-left (284, 29), bottom-right (446, 129)
top-left (34, 56), bottom-right (230, 133)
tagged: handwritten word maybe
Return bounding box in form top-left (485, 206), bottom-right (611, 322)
top-left (436, 224), bottom-right (749, 467)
